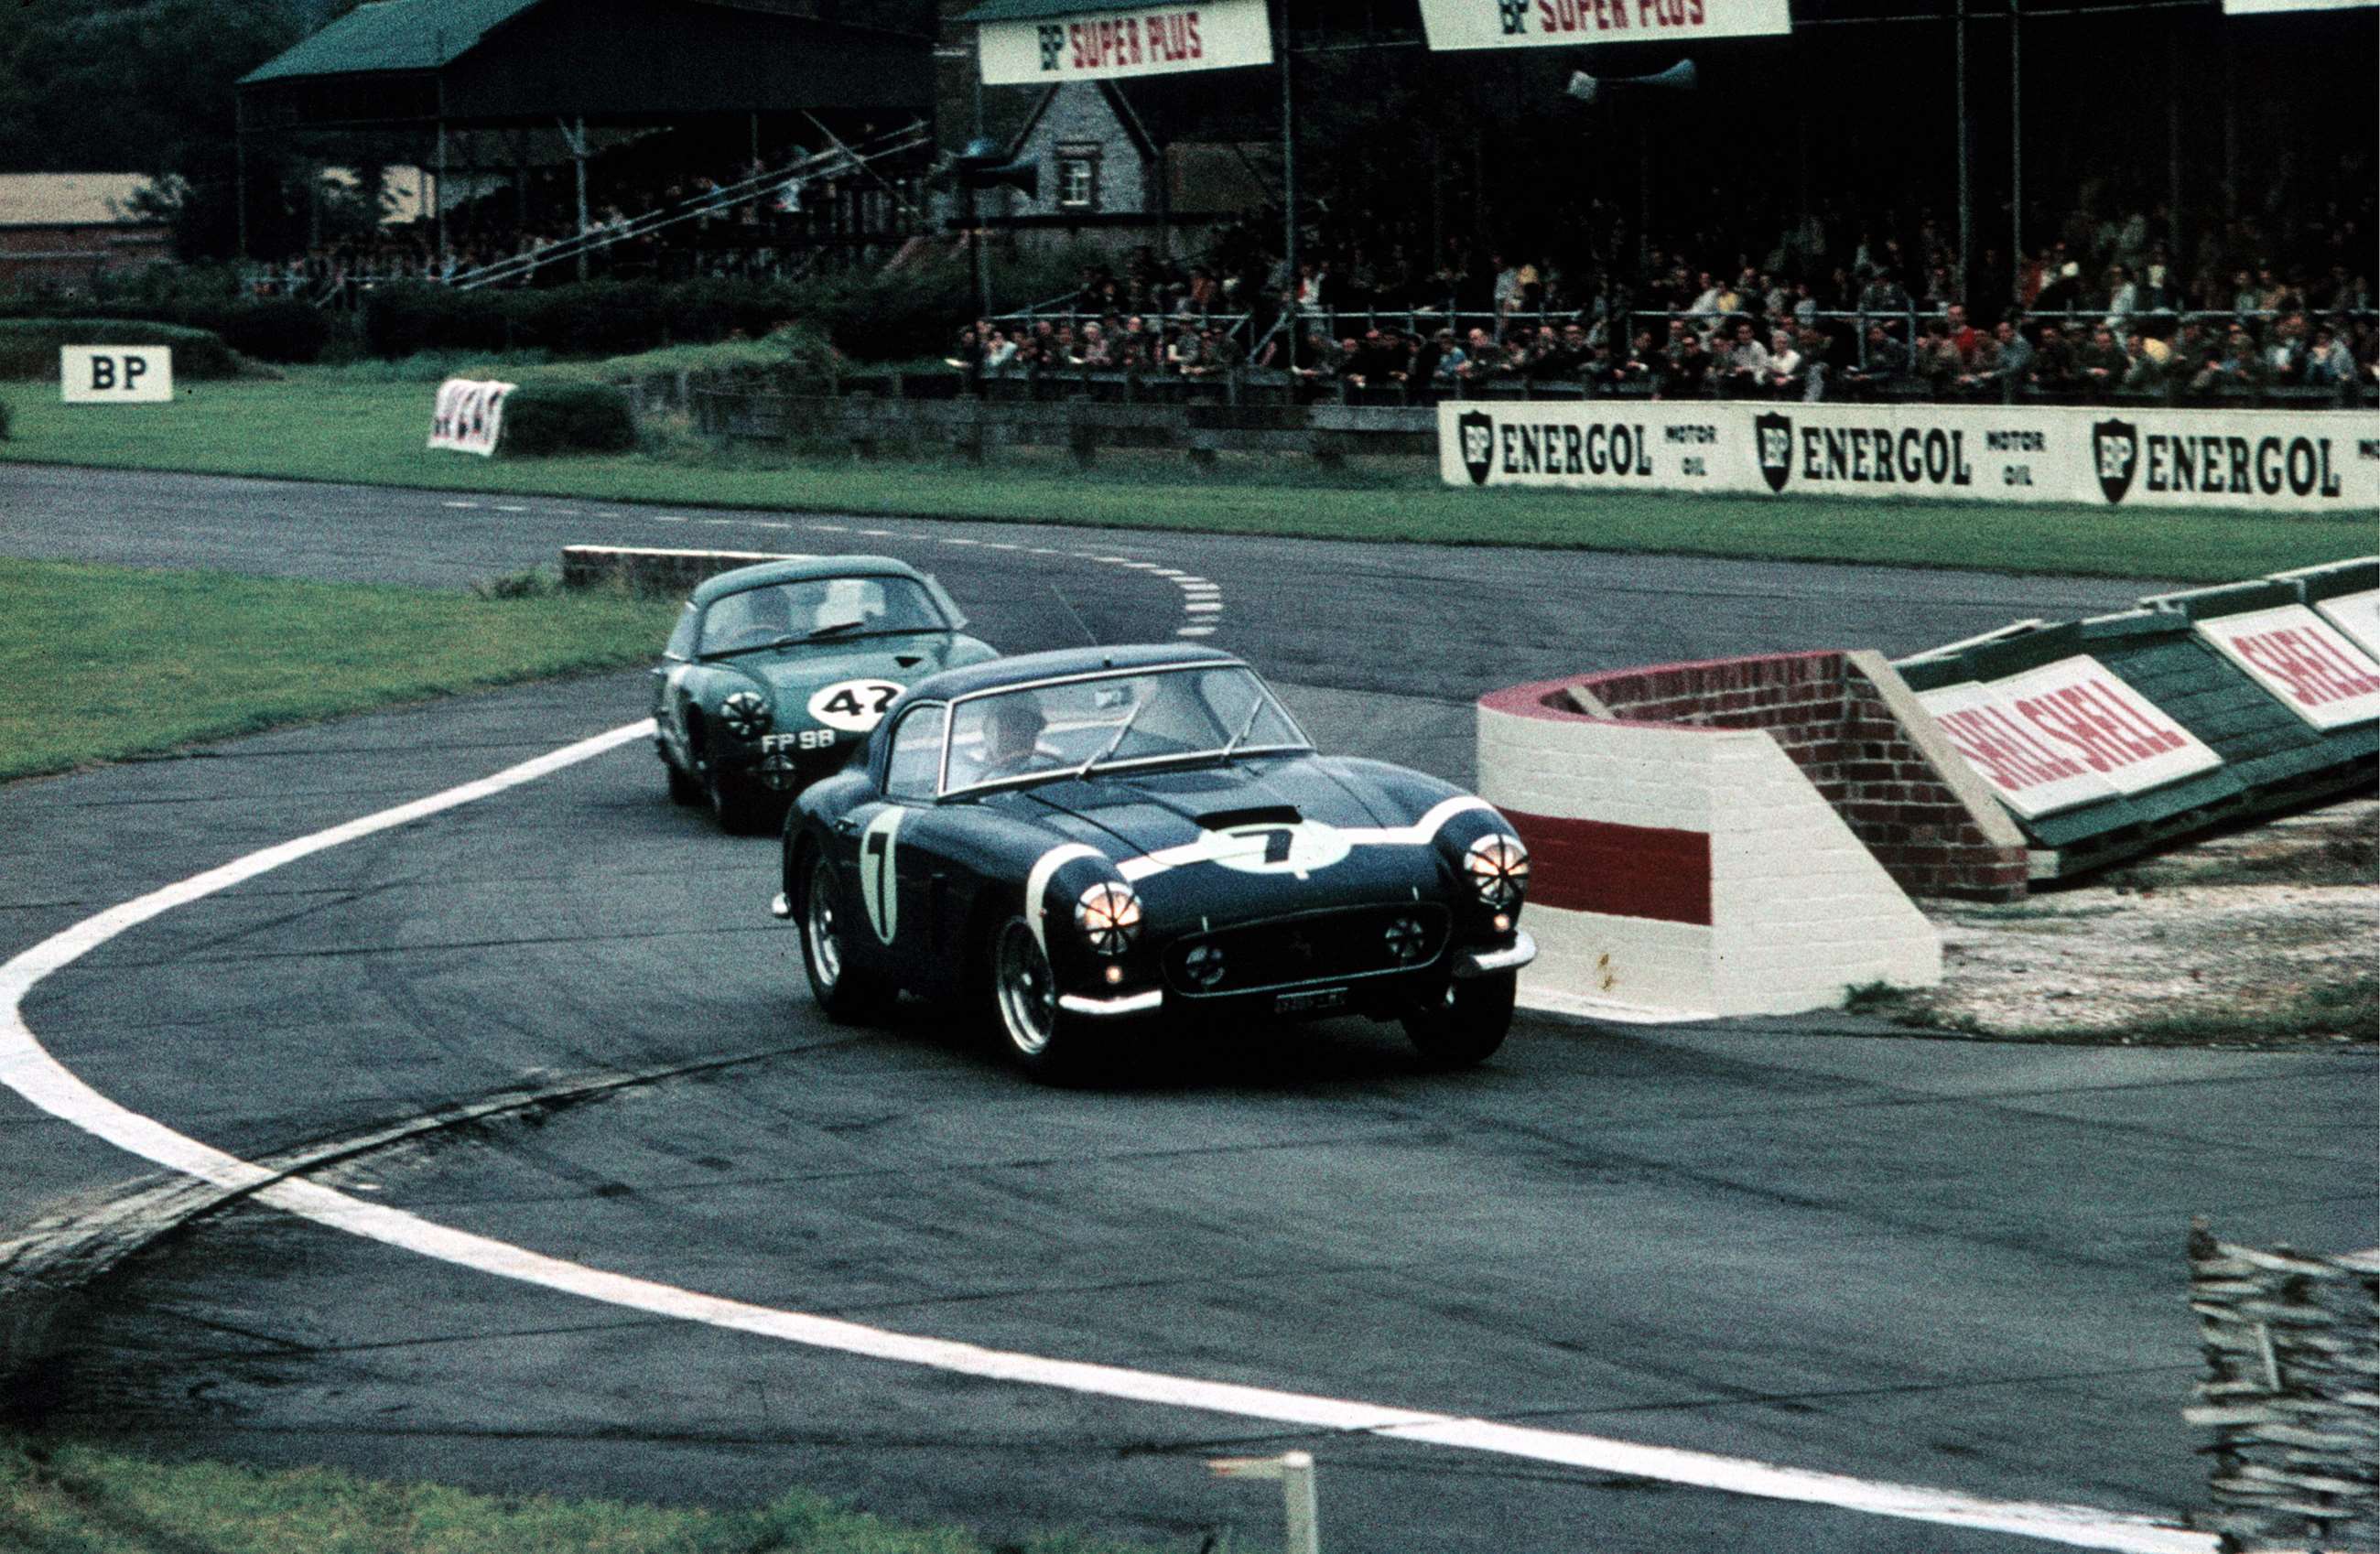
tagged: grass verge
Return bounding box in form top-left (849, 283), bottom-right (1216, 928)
top-left (4, 370), bottom-right (2370, 583)
top-left (0, 1433), bottom-right (1164, 1554)
top-left (0, 557), bottom-right (675, 782)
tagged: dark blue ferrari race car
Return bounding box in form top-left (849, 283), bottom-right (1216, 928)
top-left (771, 644), bottom-right (1535, 1076)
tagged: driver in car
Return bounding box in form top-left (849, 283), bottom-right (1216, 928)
top-left (973, 698), bottom-right (1053, 782)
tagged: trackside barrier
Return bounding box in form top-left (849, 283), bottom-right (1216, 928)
top-left (560, 545), bottom-right (807, 597)
top-left (1438, 399), bottom-right (2378, 514)
top-left (1896, 557), bottom-right (2380, 878)
top-left (1478, 674), bottom-right (1942, 1020)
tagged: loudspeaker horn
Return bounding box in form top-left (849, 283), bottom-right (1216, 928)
top-left (1566, 59), bottom-right (1697, 103)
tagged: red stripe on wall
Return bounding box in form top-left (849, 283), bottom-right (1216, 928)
top-left (1504, 809), bottom-right (1713, 927)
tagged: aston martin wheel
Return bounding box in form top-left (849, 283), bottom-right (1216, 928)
top-left (1402, 971), bottom-right (1516, 1067)
top-left (799, 849), bottom-right (890, 1022)
top-left (989, 916), bottom-right (1082, 1077)
top-left (705, 760), bottom-right (772, 836)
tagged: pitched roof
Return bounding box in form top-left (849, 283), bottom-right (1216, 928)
top-left (240, 0), bottom-right (546, 84)
top-left (0, 173), bottom-right (163, 229)
top-left (1006, 81), bottom-right (1158, 162)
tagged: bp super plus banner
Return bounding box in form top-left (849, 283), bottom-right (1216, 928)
top-left (1417, 0), bottom-right (1788, 51)
top-left (978, 0), bottom-right (1271, 83)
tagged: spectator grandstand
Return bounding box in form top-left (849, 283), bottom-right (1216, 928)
top-left (948, 153), bottom-right (2376, 409)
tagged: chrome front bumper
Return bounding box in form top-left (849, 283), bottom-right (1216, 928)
top-left (1057, 987), bottom-right (1165, 1018)
top-left (1453, 929), bottom-right (1536, 979)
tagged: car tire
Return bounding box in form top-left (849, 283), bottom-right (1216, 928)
top-left (705, 761), bottom-right (773, 835)
top-left (1402, 971), bottom-right (1515, 1067)
top-left (796, 847), bottom-right (892, 1022)
top-left (665, 754), bottom-right (702, 806)
top-left (987, 915), bottom-right (1086, 1079)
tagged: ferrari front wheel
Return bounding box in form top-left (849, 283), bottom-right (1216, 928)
top-left (799, 849), bottom-right (892, 1022)
top-left (1403, 971), bottom-right (1515, 1067)
top-left (989, 916), bottom-right (1084, 1078)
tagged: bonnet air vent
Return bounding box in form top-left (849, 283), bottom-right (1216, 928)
top-left (896, 654), bottom-right (924, 668)
top-left (1195, 804), bottom-right (1301, 831)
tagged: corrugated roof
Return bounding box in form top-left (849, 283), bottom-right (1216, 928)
top-left (240, 0), bottom-right (546, 84)
top-left (0, 173), bottom-right (161, 228)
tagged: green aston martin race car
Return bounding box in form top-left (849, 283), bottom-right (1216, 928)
top-left (652, 556), bottom-right (997, 832)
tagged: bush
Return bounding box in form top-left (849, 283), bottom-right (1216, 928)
top-left (0, 318), bottom-right (238, 380)
top-left (362, 282), bottom-right (512, 358)
top-left (0, 278), bottom-right (338, 364)
top-left (216, 299), bottom-right (333, 364)
top-left (500, 381), bottom-right (636, 457)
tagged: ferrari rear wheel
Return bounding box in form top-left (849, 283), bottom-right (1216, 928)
top-left (990, 916), bottom-right (1080, 1077)
top-left (1403, 971), bottom-right (1516, 1067)
top-left (799, 850), bottom-right (891, 1022)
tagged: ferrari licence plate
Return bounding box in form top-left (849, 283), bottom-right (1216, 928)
top-left (1274, 987), bottom-right (1348, 1015)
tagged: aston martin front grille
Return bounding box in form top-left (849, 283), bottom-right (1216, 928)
top-left (1163, 905), bottom-right (1450, 997)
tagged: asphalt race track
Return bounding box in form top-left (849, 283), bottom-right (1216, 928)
top-left (2, 464), bottom-right (2373, 1554)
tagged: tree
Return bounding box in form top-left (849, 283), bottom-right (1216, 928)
top-left (0, 0), bottom-right (360, 257)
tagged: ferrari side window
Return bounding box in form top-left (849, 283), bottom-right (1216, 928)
top-left (885, 705), bottom-right (947, 801)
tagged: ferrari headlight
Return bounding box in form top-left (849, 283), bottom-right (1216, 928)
top-left (1464, 834), bottom-right (1530, 909)
top-left (1075, 881), bottom-right (1142, 955)
top-left (719, 691), bottom-right (771, 741)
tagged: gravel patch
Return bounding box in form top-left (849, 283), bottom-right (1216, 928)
top-left (1888, 796), bottom-right (2376, 1047)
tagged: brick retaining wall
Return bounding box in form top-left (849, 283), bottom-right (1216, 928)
top-left (1574, 650), bottom-right (2030, 901)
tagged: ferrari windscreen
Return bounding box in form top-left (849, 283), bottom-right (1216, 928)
top-left (942, 667), bottom-right (1308, 793)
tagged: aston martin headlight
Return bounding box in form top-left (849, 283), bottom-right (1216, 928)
top-left (1074, 881), bottom-right (1142, 955)
top-left (1464, 834), bottom-right (1531, 909)
top-left (719, 691), bottom-right (771, 741)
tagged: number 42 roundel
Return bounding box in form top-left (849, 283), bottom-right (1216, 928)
top-left (808, 678), bottom-right (903, 733)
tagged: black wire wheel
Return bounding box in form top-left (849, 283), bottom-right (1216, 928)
top-left (798, 848), bottom-right (891, 1022)
top-left (1402, 971), bottom-right (1516, 1067)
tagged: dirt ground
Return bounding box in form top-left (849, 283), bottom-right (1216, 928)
top-left (1888, 794), bottom-right (2377, 1047)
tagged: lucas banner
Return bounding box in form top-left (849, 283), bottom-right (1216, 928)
top-left (1439, 400), bottom-right (2376, 513)
top-left (1417, 0), bottom-right (1789, 51)
top-left (428, 378), bottom-right (516, 458)
top-left (977, 0), bottom-right (1271, 84)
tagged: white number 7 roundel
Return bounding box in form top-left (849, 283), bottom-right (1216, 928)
top-left (860, 807), bottom-right (903, 944)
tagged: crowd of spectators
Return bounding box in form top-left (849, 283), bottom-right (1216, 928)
top-left (241, 135), bottom-right (885, 301)
top-left (958, 165), bottom-right (2378, 406)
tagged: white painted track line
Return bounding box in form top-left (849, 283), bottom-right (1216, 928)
top-left (0, 725), bottom-right (2212, 1554)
